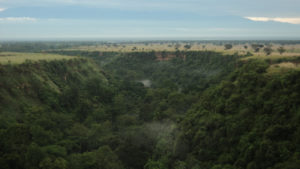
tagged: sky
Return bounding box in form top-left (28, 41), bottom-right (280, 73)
top-left (0, 0), bottom-right (300, 40)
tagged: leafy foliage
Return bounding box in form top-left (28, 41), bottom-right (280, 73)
top-left (0, 50), bottom-right (300, 169)
top-left (224, 44), bottom-right (233, 50)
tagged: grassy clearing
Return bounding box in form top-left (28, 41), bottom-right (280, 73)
top-left (61, 43), bottom-right (248, 53)
top-left (242, 53), bottom-right (300, 61)
top-left (267, 62), bottom-right (300, 74)
top-left (62, 42), bottom-right (300, 52)
top-left (0, 52), bottom-right (77, 64)
top-left (60, 43), bottom-right (300, 60)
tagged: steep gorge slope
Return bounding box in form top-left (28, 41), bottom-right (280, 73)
top-left (0, 58), bottom-right (126, 169)
top-left (177, 60), bottom-right (300, 169)
top-left (1, 51), bottom-right (300, 169)
top-left (0, 59), bottom-right (107, 116)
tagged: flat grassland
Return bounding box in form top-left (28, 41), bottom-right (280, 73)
top-left (64, 43), bottom-right (300, 54)
top-left (60, 42), bottom-right (300, 73)
top-left (2, 43), bottom-right (300, 73)
top-left (62, 42), bottom-right (300, 61)
top-left (0, 52), bottom-right (76, 64)
top-left (267, 62), bottom-right (300, 74)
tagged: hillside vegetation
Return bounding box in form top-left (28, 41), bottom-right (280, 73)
top-left (0, 50), bottom-right (300, 169)
top-left (0, 52), bottom-right (76, 65)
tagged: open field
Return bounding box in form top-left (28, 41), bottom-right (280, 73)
top-left (62, 42), bottom-right (300, 52)
top-left (242, 53), bottom-right (300, 60)
top-left (0, 52), bottom-right (77, 64)
top-left (60, 42), bottom-right (300, 59)
top-left (267, 62), bottom-right (300, 74)
top-left (55, 42), bottom-right (300, 74)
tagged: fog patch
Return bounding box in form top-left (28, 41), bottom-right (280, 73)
top-left (138, 79), bottom-right (152, 87)
top-left (143, 121), bottom-right (188, 157)
top-left (144, 121), bottom-right (176, 140)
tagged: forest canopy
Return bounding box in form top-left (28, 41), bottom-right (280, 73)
top-left (0, 44), bottom-right (300, 169)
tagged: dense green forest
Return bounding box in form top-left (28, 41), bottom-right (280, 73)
top-left (1, 50), bottom-right (300, 169)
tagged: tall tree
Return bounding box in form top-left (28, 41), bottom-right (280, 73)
top-left (224, 44), bottom-right (233, 50)
top-left (184, 44), bottom-right (191, 50)
top-left (277, 46), bottom-right (286, 55)
top-left (251, 44), bottom-right (264, 52)
top-left (264, 47), bottom-right (273, 55)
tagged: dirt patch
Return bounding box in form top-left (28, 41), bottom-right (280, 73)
top-left (155, 52), bottom-right (178, 61)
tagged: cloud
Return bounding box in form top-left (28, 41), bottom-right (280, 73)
top-left (0, 17), bottom-right (37, 22)
top-left (245, 17), bottom-right (300, 24)
top-left (0, 8), bottom-right (6, 12)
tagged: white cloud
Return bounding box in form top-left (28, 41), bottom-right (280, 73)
top-left (0, 8), bottom-right (6, 12)
top-left (245, 17), bottom-right (300, 24)
top-left (272, 18), bottom-right (300, 24)
top-left (0, 17), bottom-right (37, 22)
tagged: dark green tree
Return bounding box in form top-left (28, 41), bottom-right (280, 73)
top-left (277, 46), bottom-right (286, 55)
top-left (184, 44), bottom-right (192, 50)
top-left (224, 44), bottom-right (233, 50)
top-left (264, 46), bottom-right (273, 55)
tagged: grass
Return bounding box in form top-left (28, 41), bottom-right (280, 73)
top-left (60, 42), bottom-right (300, 53)
top-left (242, 53), bottom-right (300, 61)
top-left (58, 43), bottom-right (300, 61)
top-left (0, 52), bottom-right (77, 64)
top-left (267, 62), bottom-right (300, 74)
top-left (59, 43), bottom-right (245, 53)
